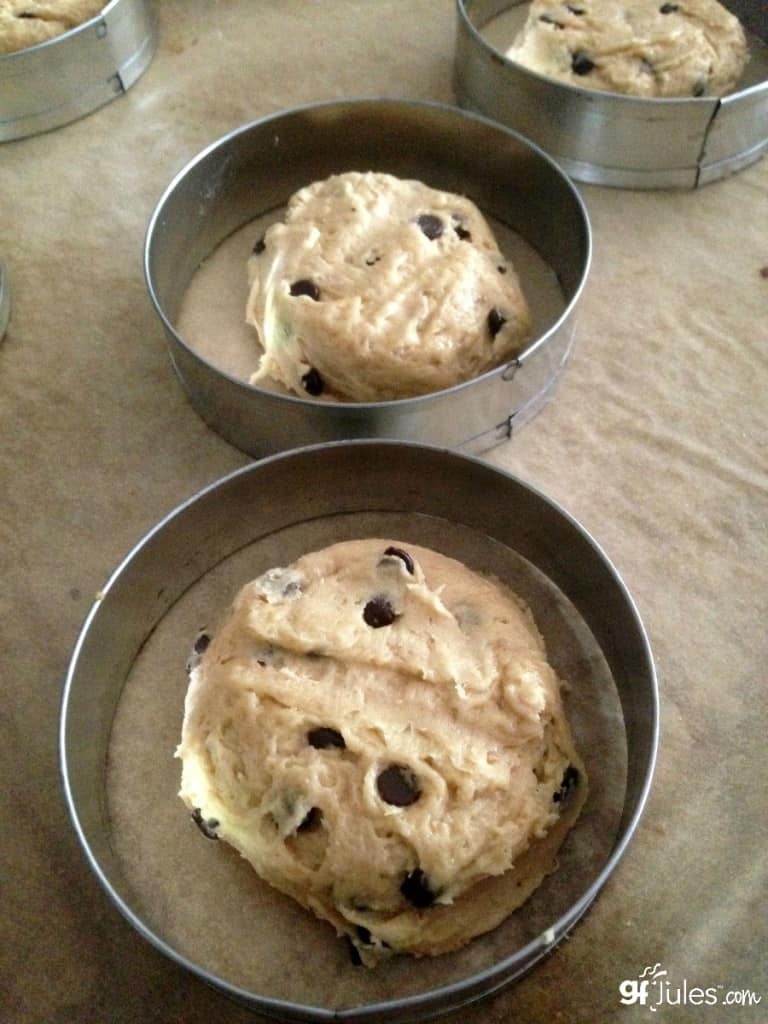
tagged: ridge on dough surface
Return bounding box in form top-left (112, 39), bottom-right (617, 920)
top-left (177, 539), bottom-right (586, 966)
top-left (0, 1), bottom-right (105, 55)
top-left (245, 172), bottom-right (532, 402)
top-left (506, 0), bottom-right (748, 98)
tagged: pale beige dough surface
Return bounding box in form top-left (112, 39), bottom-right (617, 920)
top-left (0, 0), bottom-right (104, 54)
top-left (245, 172), bottom-right (532, 402)
top-left (176, 539), bottom-right (586, 965)
top-left (506, 0), bottom-right (748, 97)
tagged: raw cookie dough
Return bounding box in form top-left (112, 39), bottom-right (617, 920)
top-left (176, 539), bottom-right (587, 966)
top-left (245, 172), bottom-right (532, 402)
top-left (506, 0), bottom-right (747, 98)
top-left (0, 0), bottom-right (104, 55)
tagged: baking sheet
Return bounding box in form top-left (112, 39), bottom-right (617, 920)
top-left (106, 511), bottom-right (626, 1010)
top-left (175, 210), bottom-right (567, 392)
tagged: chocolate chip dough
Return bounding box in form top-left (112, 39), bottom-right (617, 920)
top-left (245, 172), bottom-right (532, 402)
top-left (176, 540), bottom-right (586, 966)
top-left (0, 0), bottom-right (104, 55)
top-left (506, 0), bottom-right (747, 98)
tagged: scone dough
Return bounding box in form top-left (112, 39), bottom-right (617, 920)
top-left (245, 172), bottom-right (532, 402)
top-left (0, 1), bottom-right (104, 55)
top-left (506, 0), bottom-right (748, 98)
top-left (177, 540), bottom-right (586, 965)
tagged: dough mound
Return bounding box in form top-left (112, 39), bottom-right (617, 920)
top-left (176, 539), bottom-right (586, 966)
top-left (0, 1), bottom-right (104, 56)
top-left (245, 172), bottom-right (532, 402)
top-left (506, 0), bottom-right (747, 98)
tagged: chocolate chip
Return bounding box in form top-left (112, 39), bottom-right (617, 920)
top-left (382, 546), bottom-right (415, 574)
top-left (193, 632), bottom-right (211, 654)
top-left (692, 80), bottom-right (707, 97)
top-left (659, 2), bottom-right (679, 11)
top-left (297, 806), bottom-right (323, 832)
top-left (454, 223), bottom-right (472, 241)
top-left (290, 279), bottom-right (320, 300)
top-left (191, 807), bottom-right (219, 840)
top-left (571, 52), bottom-right (595, 75)
top-left (553, 764), bottom-right (580, 803)
top-left (307, 727), bottom-right (346, 750)
top-left (400, 868), bottom-right (436, 908)
top-left (345, 936), bottom-right (363, 966)
top-left (760, 266), bottom-right (768, 279)
top-left (356, 926), bottom-right (373, 945)
top-left (363, 595), bottom-right (397, 628)
top-left (301, 367), bottom-right (324, 396)
top-left (487, 308), bottom-right (507, 339)
top-left (497, 265), bottom-right (507, 274)
top-left (416, 214), bottom-right (444, 240)
top-left (377, 764), bottom-right (421, 806)
top-left (539, 14), bottom-right (564, 26)
top-left (252, 235), bottom-right (266, 254)
top-left (186, 632), bottom-right (212, 674)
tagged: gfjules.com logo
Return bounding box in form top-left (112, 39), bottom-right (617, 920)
top-left (619, 963), bottom-right (762, 1012)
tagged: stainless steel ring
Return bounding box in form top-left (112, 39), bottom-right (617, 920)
top-left (144, 98), bottom-right (592, 457)
top-left (454, 0), bottom-right (768, 189)
top-left (60, 440), bottom-right (659, 1023)
top-left (0, 259), bottom-right (10, 341)
top-left (0, 0), bottom-right (156, 142)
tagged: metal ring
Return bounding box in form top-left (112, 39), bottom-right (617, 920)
top-left (61, 440), bottom-right (658, 1023)
top-left (0, 259), bottom-right (11, 342)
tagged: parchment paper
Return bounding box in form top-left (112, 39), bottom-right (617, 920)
top-left (1, 1), bottom-right (766, 1022)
